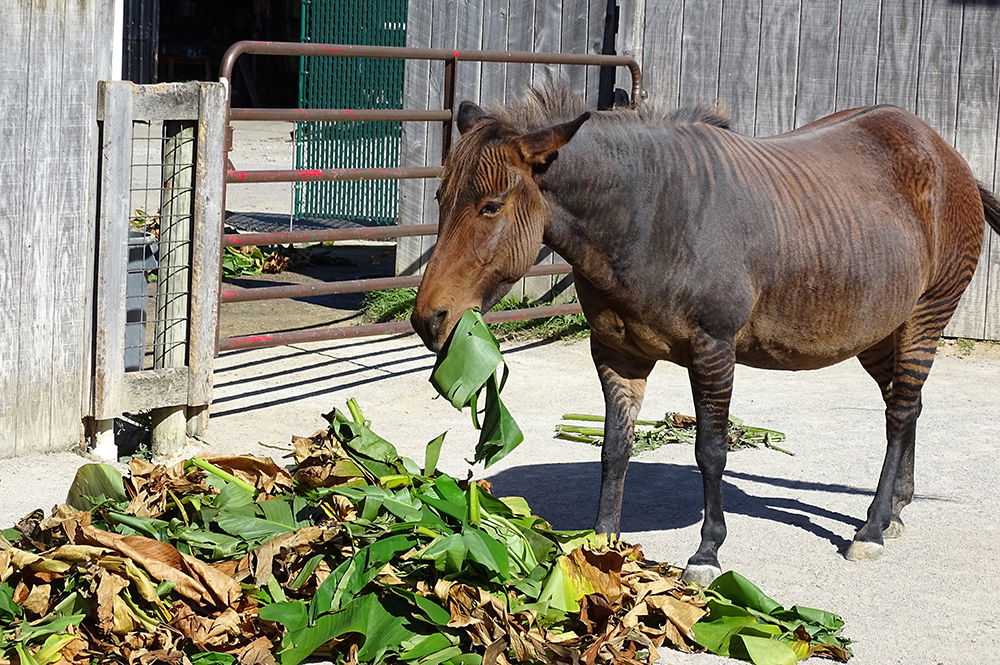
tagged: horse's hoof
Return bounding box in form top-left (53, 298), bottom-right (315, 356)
top-left (683, 564), bottom-right (723, 587)
top-left (883, 519), bottom-right (905, 539)
top-left (844, 539), bottom-right (884, 561)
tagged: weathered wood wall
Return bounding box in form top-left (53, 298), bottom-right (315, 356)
top-left (400, 0), bottom-right (1000, 339)
top-left (0, 0), bottom-right (115, 456)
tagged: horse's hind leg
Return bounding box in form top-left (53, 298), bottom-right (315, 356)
top-left (856, 337), bottom-right (909, 539)
top-left (846, 304), bottom-right (949, 561)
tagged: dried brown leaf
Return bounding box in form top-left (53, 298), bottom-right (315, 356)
top-left (70, 524), bottom-right (241, 607)
top-left (95, 569), bottom-right (130, 633)
top-left (262, 252), bottom-right (290, 274)
top-left (126, 459), bottom-right (214, 519)
top-left (49, 637), bottom-right (89, 665)
top-left (644, 593), bottom-right (706, 642)
top-left (237, 636), bottom-right (277, 665)
top-left (22, 582), bottom-right (52, 615)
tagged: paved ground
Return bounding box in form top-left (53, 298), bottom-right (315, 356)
top-left (3, 334), bottom-right (998, 665)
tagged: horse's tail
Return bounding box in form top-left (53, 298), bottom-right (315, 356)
top-left (979, 182), bottom-right (1000, 235)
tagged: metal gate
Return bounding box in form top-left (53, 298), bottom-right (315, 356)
top-left (295, 0), bottom-right (408, 223)
top-left (219, 41), bottom-right (643, 352)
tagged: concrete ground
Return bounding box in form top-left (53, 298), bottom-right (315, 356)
top-left (3, 334), bottom-right (998, 665)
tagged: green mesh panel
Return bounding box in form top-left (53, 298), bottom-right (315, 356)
top-left (295, 0), bottom-right (407, 224)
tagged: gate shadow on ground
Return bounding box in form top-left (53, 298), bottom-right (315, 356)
top-left (487, 461), bottom-right (870, 552)
top-left (211, 336), bottom-right (563, 418)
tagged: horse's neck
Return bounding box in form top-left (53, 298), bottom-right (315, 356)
top-left (540, 136), bottom-right (648, 293)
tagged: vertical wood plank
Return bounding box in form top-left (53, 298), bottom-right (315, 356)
top-left (915, 0), bottom-right (962, 139)
top-left (396, 0), bottom-right (434, 275)
top-left (480, 0), bottom-right (510, 106)
top-left (875, 0), bottom-right (923, 109)
top-left (754, 0), bottom-right (800, 136)
top-left (585, 0), bottom-right (606, 107)
top-left (152, 119), bottom-right (195, 454)
top-left (640, 0), bottom-right (684, 109)
top-left (987, 172), bottom-right (1000, 339)
top-left (835, 0), bottom-right (882, 109)
top-left (948, 2), bottom-right (1000, 339)
top-left (559, 0), bottom-right (590, 96)
top-left (14, 0), bottom-right (67, 454)
top-left (188, 83), bottom-right (226, 413)
top-left (456, 0), bottom-right (485, 103)
top-left (795, 0), bottom-right (842, 126)
top-left (531, 0), bottom-right (563, 87)
top-left (51, 0), bottom-right (96, 447)
top-left (718, 0), bottom-right (762, 134)
top-left (0, 1), bottom-right (31, 455)
top-left (679, 0), bottom-right (723, 106)
top-left (82, 0), bottom-right (112, 420)
top-left (615, 0), bottom-right (646, 98)
top-left (93, 82), bottom-right (133, 420)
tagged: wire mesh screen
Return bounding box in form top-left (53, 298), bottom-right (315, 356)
top-left (126, 120), bottom-right (195, 372)
top-left (295, 0), bottom-right (408, 224)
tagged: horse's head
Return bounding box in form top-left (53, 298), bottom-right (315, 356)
top-left (411, 101), bottom-right (590, 352)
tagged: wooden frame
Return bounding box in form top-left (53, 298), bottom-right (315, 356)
top-left (92, 80), bottom-right (225, 453)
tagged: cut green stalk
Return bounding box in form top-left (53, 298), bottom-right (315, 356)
top-left (561, 414), bottom-right (661, 427)
top-left (557, 412), bottom-right (790, 455)
top-left (188, 458), bottom-right (257, 495)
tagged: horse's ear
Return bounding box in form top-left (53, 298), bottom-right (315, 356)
top-left (457, 101), bottom-right (489, 134)
top-left (514, 112), bottom-right (591, 167)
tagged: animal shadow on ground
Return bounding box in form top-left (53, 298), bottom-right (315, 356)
top-left (487, 461), bottom-right (870, 552)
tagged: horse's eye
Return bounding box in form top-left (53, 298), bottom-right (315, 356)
top-left (479, 201), bottom-right (503, 216)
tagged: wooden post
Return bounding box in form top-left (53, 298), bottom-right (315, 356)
top-left (92, 81), bottom-right (133, 422)
top-left (186, 82), bottom-right (226, 438)
top-left (151, 119), bottom-right (195, 455)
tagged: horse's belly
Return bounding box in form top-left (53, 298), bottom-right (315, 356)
top-left (734, 292), bottom-right (918, 370)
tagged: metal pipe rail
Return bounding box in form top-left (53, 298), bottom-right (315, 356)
top-left (222, 224), bottom-right (440, 248)
top-left (219, 303), bottom-right (584, 352)
top-left (220, 262), bottom-right (575, 304)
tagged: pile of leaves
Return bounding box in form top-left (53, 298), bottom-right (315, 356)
top-left (0, 401), bottom-right (850, 665)
top-left (556, 413), bottom-right (792, 455)
top-left (222, 246), bottom-right (289, 278)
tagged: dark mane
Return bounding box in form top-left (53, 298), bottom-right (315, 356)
top-left (488, 80), bottom-right (732, 132)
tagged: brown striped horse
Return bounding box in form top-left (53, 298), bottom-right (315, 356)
top-left (411, 85), bottom-right (1000, 584)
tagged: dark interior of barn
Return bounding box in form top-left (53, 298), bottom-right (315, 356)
top-left (124, 0), bottom-right (301, 107)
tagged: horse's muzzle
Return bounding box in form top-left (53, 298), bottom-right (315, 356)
top-left (411, 308), bottom-right (448, 353)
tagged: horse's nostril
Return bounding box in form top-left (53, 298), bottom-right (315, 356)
top-left (428, 309), bottom-right (448, 343)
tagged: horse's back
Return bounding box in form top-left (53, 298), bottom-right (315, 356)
top-left (691, 106), bottom-right (984, 368)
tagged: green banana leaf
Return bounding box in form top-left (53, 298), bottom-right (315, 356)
top-left (430, 309), bottom-right (524, 467)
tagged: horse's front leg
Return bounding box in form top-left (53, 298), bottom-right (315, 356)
top-left (683, 333), bottom-right (736, 586)
top-left (591, 337), bottom-right (655, 534)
